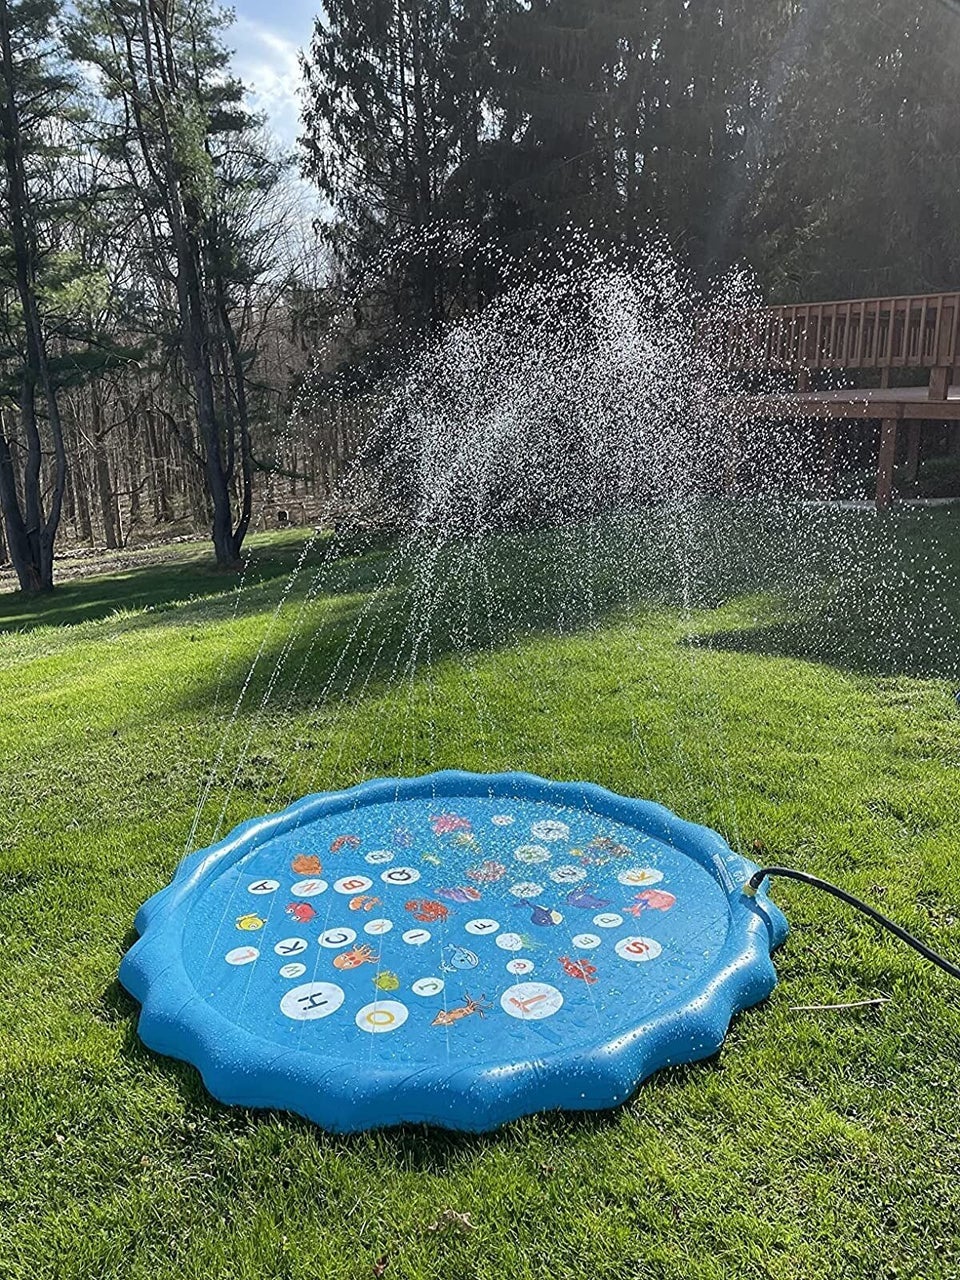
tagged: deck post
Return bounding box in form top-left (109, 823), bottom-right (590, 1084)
top-left (904, 422), bottom-right (922, 483)
top-left (929, 365), bottom-right (950, 400)
top-left (821, 423), bottom-right (838, 495)
top-left (876, 418), bottom-right (898, 509)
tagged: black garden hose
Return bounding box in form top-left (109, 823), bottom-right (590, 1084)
top-left (744, 866), bottom-right (960, 982)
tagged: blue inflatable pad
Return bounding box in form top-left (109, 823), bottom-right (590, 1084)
top-left (121, 770), bottom-right (788, 1132)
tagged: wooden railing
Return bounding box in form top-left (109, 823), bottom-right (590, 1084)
top-left (726, 291), bottom-right (960, 394)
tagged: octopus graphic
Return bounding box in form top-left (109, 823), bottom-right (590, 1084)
top-left (333, 944), bottom-right (378, 970)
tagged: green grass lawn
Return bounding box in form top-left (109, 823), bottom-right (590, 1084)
top-left (2, 511), bottom-right (960, 1280)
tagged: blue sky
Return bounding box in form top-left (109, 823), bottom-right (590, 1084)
top-left (227, 0), bottom-right (319, 148)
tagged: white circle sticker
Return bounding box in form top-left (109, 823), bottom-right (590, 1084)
top-left (279, 962), bottom-right (307, 979)
top-left (464, 918), bottom-right (499, 936)
top-left (510, 881), bottom-right (543, 898)
top-left (615, 935), bottom-right (663, 962)
top-left (319, 927), bottom-right (357, 949)
top-left (246, 878), bottom-right (279, 895)
top-left (506, 958), bottom-right (534, 976)
top-left (381, 866), bottom-right (421, 886)
top-left (355, 1000), bottom-right (409, 1034)
top-left (514, 844), bottom-right (550, 864)
top-left (365, 850), bottom-right (394, 865)
top-left (333, 874), bottom-right (373, 895)
top-left (491, 814), bottom-right (515, 826)
top-left (412, 977), bottom-right (445, 997)
top-left (594, 912), bottom-right (624, 929)
top-left (530, 820), bottom-right (570, 842)
top-left (225, 946), bottom-right (259, 966)
top-left (501, 982), bottom-right (564, 1020)
top-left (402, 928), bottom-right (431, 946)
top-left (549, 865), bottom-right (587, 884)
top-left (273, 937), bottom-right (309, 957)
top-left (280, 981), bottom-right (345, 1021)
top-left (364, 917), bottom-right (393, 936)
top-left (617, 867), bottom-right (664, 887)
top-left (572, 933), bottom-right (601, 950)
top-left (495, 931), bottom-right (524, 951)
top-left (291, 878), bottom-right (328, 897)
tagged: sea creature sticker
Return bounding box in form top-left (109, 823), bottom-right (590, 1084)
top-left (392, 825), bottom-right (414, 849)
top-left (333, 943), bottom-right (379, 970)
top-left (330, 834), bottom-right (361, 853)
top-left (291, 855), bottom-right (322, 875)
top-left (558, 955), bottom-right (598, 984)
top-left (405, 898), bottom-right (451, 923)
top-left (435, 885), bottom-right (481, 904)
top-left (440, 944), bottom-right (479, 972)
top-left (432, 993), bottom-right (490, 1027)
top-left (467, 860), bottom-right (506, 883)
top-left (526, 904), bottom-right (563, 928)
top-left (372, 970), bottom-right (401, 992)
top-left (565, 887), bottom-right (611, 910)
top-left (429, 812), bottom-right (472, 836)
top-left (235, 913), bottom-right (265, 931)
top-left (349, 894), bottom-right (381, 912)
top-left (625, 888), bottom-right (676, 916)
top-left (285, 902), bottom-right (316, 924)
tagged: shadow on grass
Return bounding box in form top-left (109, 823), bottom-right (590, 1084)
top-left (692, 616), bottom-right (960, 681)
top-left (0, 534), bottom-right (321, 632)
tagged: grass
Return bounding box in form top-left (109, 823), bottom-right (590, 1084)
top-left (2, 512), bottom-right (960, 1280)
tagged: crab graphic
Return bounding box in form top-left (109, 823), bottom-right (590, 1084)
top-left (405, 898), bottom-right (451, 923)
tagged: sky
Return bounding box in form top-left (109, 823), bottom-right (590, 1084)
top-left (227, 0), bottom-right (319, 150)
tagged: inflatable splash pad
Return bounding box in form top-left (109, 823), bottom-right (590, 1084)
top-left (121, 771), bottom-right (788, 1132)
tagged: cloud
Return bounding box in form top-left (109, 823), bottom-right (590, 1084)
top-left (231, 14), bottom-right (306, 150)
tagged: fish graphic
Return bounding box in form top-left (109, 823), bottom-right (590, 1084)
top-left (373, 970), bottom-right (400, 992)
top-left (565, 887), bottom-right (612, 910)
top-left (392, 825), bottom-right (414, 849)
top-left (235, 913), bottom-right (266, 931)
top-left (285, 902), bottom-right (316, 923)
top-left (625, 888), bottom-right (677, 916)
top-left (440, 944), bottom-right (479, 972)
top-left (435, 885), bottom-right (482, 904)
top-left (526, 903), bottom-right (563, 927)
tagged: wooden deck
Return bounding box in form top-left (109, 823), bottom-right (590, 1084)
top-left (725, 291), bottom-right (960, 507)
top-left (743, 383), bottom-right (960, 421)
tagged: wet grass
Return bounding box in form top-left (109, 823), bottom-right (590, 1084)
top-left (2, 517), bottom-right (960, 1280)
